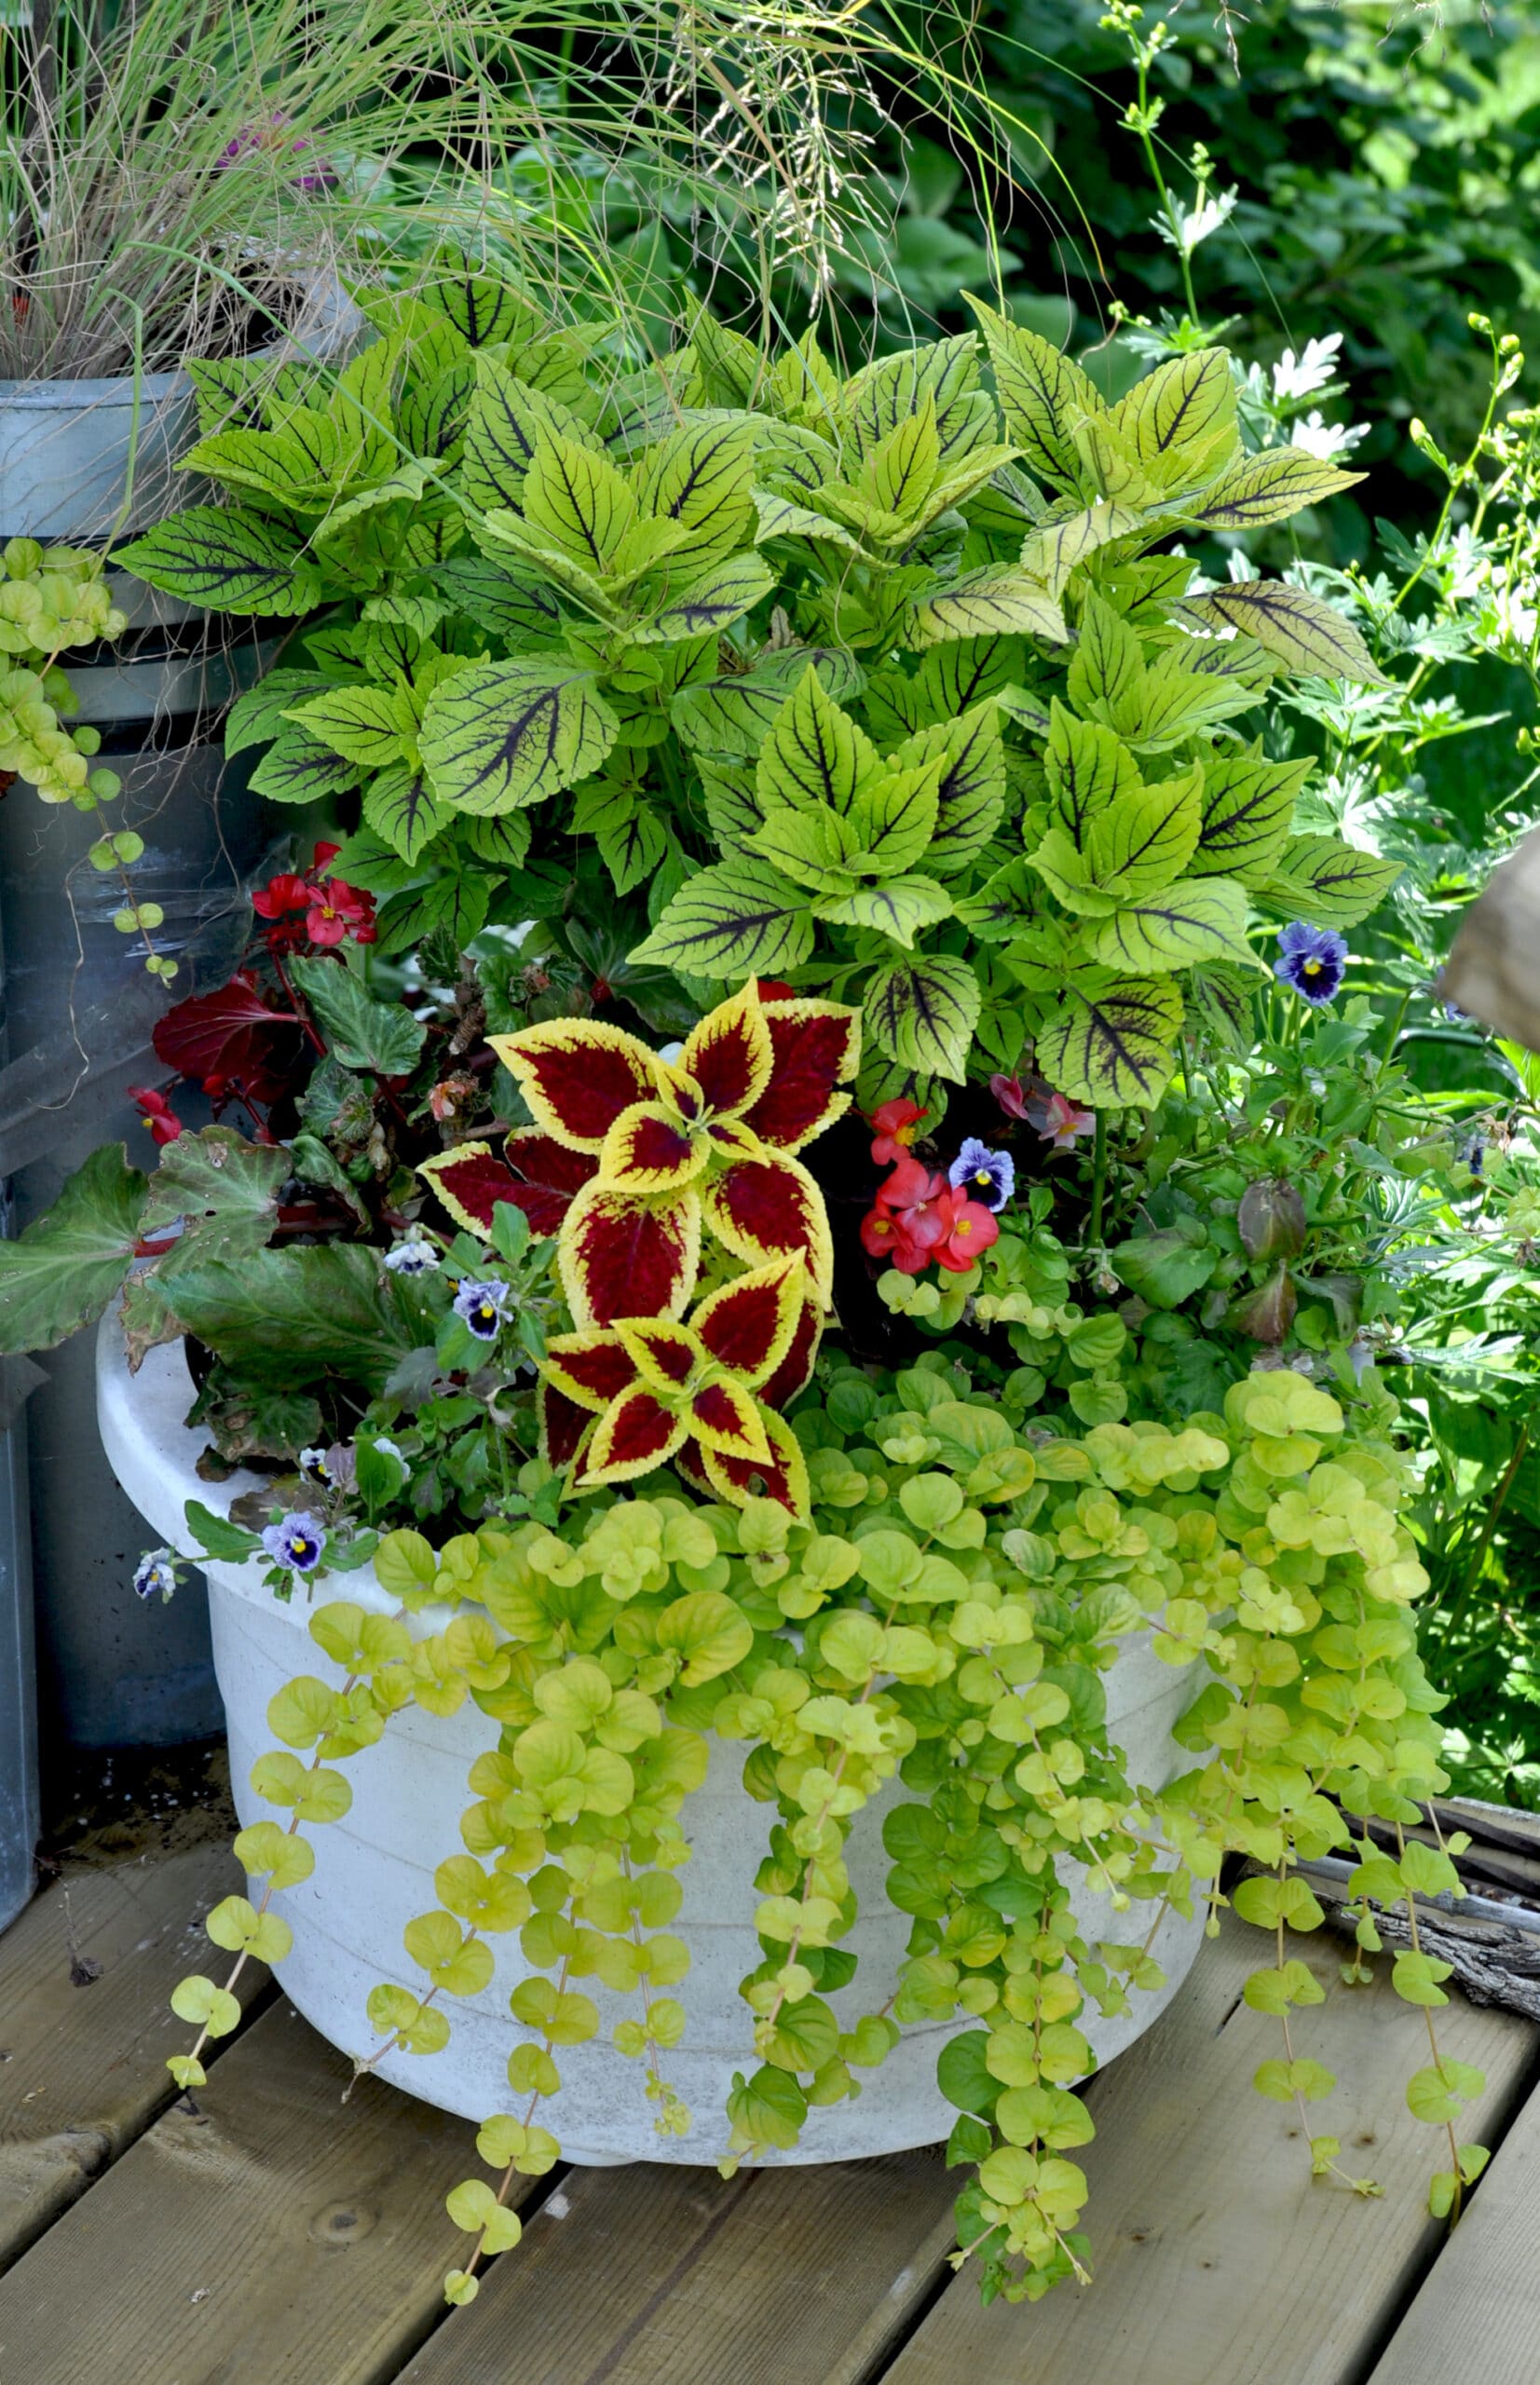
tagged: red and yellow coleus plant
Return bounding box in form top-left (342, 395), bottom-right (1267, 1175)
top-left (539, 1253), bottom-right (814, 1516)
top-left (419, 980), bottom-right (858, 1518)
top-left (480, 980), bottom-right (858, 1329)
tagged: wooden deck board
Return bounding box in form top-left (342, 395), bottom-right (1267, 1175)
top-left (0, 1843), bottom-right (262, 2271)
top-left (3, 1801), bottom-right (1540, 2385)
top-left (0, 1998), bottom-right (497, 2385)
top-left (397, 2144), bottom-right (960, 2385)
top-left (1364, 2054), bottom-right (1540, 2385)
top-left (876, 1914), bottom-right (1538, 2385)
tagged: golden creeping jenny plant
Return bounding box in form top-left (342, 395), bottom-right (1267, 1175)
top-left (167, 1342), bottom-right (1484, 2305)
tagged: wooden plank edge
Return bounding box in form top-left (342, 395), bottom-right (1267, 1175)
top-left (1345, 2037), bottom-right (1540, 2385)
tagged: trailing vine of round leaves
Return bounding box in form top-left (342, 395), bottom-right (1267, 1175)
top-left (167, 1343), bottom-right (1486, 2311)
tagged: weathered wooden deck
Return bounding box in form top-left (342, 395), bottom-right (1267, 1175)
top-left (3, 1764), bottom-right (1539, 2385)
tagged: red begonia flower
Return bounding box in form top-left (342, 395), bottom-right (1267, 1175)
top-left (867, 1096), bottom-right (928, 1166)
top-left (932, 1186), bottom-right (1001, 1273)
top-left (128, 1085), bottom-right (183, 1146)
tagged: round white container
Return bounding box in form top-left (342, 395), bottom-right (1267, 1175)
top-left (98, 1320), bottom-right (1207, 2163)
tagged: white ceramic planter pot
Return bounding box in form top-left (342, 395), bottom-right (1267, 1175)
top-left (98, 1323), bottom-right (1208, 2164)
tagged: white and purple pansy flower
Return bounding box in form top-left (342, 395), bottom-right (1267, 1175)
top-left (384, 1235), bottom-right (441, 1275)
top-left (453, 1277), bottom-right (513, 1342)
top-left (133, 1547), bottom-right (181, 1603)
top-left (1274, 921), bottom-right (1348, 1005)
top-left (261, 1511), bottom-right (327, 1574)
top-left (947, 1138), bottom-right (1015, 1212)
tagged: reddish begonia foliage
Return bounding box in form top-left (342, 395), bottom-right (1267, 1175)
top-left (150, 970), bottom-right (304, 1108)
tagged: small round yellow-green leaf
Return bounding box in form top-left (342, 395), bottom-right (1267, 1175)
top-left (206, 1894), bottom-right (260, 1953)
top-left (233, 1820), bottom-right (314, 1888)
top-left (376, 1529), bottom-right (441, 1602)
top-left (247, 1914), bottom-right (293, 1965)
top-left (293, 1767), bottom-right (352, 1824)
top-left (267, 1675), bottom-right (339, 1751)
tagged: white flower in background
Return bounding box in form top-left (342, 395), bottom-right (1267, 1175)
top-left (1272, 335), bottom-right (1344, 405)
top-left (1290, 410), bottom-right (1370, 460)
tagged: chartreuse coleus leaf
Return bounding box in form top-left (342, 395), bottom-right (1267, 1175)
top-left (734, 671), bottom-right (957, 947)
top-left (1177, 581), bottom-right (1390, 686)
top-left (375, 872), bottom-right (494, 957)
top-left (1043, 699), bottom-right (1138, 845)
top-left (1187, 743), bottom-right (1314, 885)
top-left (630, 552), bottom-right (775, 645)
top-left (1076, 875), bottom-right (1254, 973)
top-left (1068, 591), bottom-right (1258, 751)
top-left (963, 295), bottom-right (1104, 495)
top-left (422, 242), bottom-right (544, 348)
top-left (630, 858), bottom-right (814, 978)
top-left (672, 648), bottom-right (865, 756)
top-left (1180, 447), bottom-right (1366, 532)
top-left (747, 803), bottom-right (861, 894)
top-left (1095, 348), bottom-right (1240, 496)
top-left (886, 706), bottom-right (1004, 872)
top-left (0, 1143), bottom-right (146, 1355)
top-left (1018, 501), bottom-right (1143, 599)
top-left (1030, 766), bottom-right (1203, 916)
top-left (756, 664), bottom-right (880, 814)
top-left (225, 669), bottom-right (334, 756)
top-left (863, 635), bottom-right (1027, 739)
top-left (362, 764), bottom-right (445, 864)
top-left (285, 683), bottom-right (414, 771)
top-left (571, 776), bottom-right (672, 897)
top-left (908, 568), bottom-right (1067, 649)
top-left (520, 433), bottom-right (636, 573)
top-left (842, 334), bottom-right (998, 464)
top-left (818, 878), bottom-right (953, 947)
top-left (1035, 974), bottom-right (1185, 1107)
top-left (865, 955), bottom-right (981, 1082)
top-left (460, 356), bottom-right (603, 511)
top-left (248, 727), bottom-right (361, 807)
top-left (1259, 835), bottom-right (1403, 928)
top-left (418, 661), bottom-right (619, 815)
top-left (116, 508), bottom-right (323, 616)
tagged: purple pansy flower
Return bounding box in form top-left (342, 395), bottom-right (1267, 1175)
top-left (261, 1511), bottom-right (327, 1574)
top-left (1274, 921), bottom-right (1348, 1005)
top-left (133, 1547), bottom-right (180, 1603)
top-left (947, 1138), bottom-right (1015, 1212)
top-left (454, 1278), bottom-right (513, 1342)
